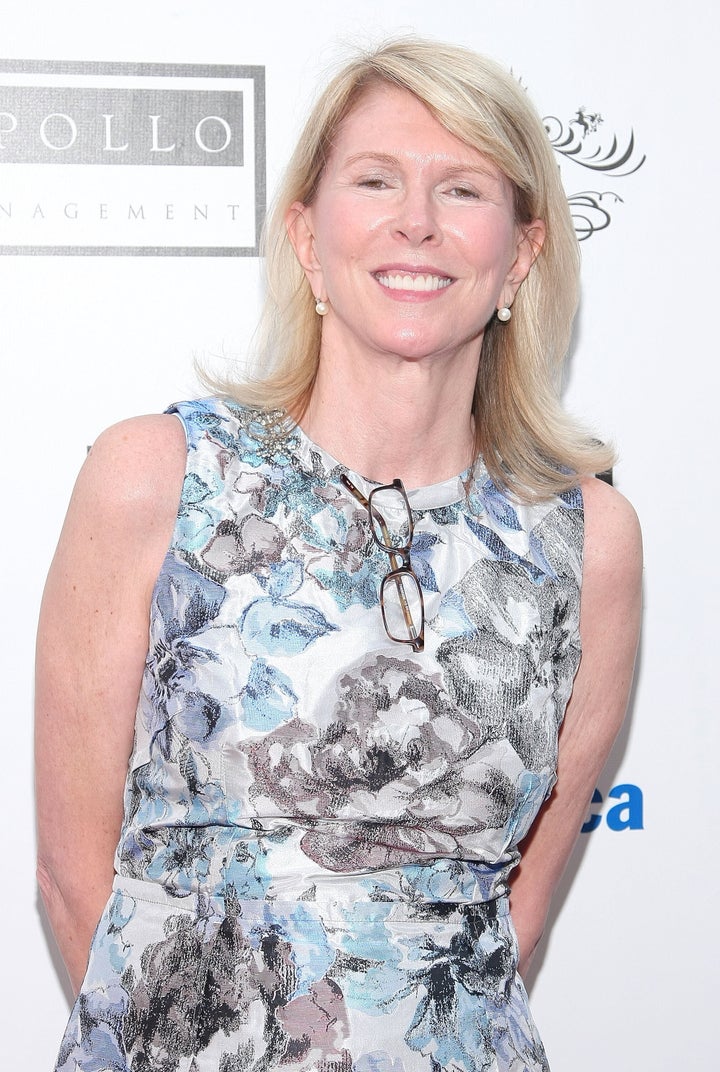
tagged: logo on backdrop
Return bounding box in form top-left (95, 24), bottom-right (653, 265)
top-left (545, 107), bottom-right (646, 240)
top-left (0, 59), bottom-right (265, 255)
top-left (581, 783), bottom-right (644, 833)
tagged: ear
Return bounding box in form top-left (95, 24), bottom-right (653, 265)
top-left (285, 201), bottom-right (326, 298)
top-left (501, 219), bottom-right (546, 307)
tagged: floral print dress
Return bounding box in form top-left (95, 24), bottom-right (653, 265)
top-left (54, 398), bottom-right (583, 1072)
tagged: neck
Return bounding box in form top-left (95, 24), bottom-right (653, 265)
top-left (298, 340), bottom-right (479, 488)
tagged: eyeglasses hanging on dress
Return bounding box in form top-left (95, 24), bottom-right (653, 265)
top-left (340, 473), bottom-right (425, 653)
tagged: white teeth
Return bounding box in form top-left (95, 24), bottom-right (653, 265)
top-left (376, 273), bottom-right (452, 292)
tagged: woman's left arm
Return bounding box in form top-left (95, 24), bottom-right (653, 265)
top-left (509, 476), bottom-right (643, 976)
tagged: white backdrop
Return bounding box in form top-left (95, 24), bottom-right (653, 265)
top-left (3, 2), bottom-right (717, 1069)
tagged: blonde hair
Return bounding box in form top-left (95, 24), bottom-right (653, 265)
top-left (212, 37), bottom-right (615, 499)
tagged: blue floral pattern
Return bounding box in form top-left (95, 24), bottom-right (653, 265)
top-left (55, 399), bottom-right (583, 1072)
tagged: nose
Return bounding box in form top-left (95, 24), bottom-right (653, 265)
top-left (392, 187), bottom-right (439, 246)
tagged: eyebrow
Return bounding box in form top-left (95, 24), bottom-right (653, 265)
top-left (343, 152), bottom-right (398, 167)
top-left (341, 151), bottom-right (501, 180)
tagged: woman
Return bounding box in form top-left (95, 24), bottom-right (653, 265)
top-left (36, 38), bottom-right (642, 1072)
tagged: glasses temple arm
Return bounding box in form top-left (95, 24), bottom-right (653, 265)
top-left (340, 473), bottom-right (394, 547)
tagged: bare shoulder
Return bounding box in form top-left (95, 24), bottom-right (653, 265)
top-left (579, 475), bottom-right (642, 590)
top-left (74, 413), bottom-right (187, 536)
top-left (89, 411), bottom-right (186, 459)
top-left (49, 412), bottom-right (188, 604)
top-left (83, 412), bottom-right (186, 500)
top-left (578, 478), bottom-right (642, 626)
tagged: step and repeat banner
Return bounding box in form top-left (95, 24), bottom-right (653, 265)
top-left (2, 3), bottom-right (716, 1069)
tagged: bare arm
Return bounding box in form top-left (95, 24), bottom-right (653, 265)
top-left (509, 476), bottom-right (643, 976)
top-left (35, 413), bottom-right (186, 994)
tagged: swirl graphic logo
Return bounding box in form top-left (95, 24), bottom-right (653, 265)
top-left (545, 106), bottom-right (646, 240)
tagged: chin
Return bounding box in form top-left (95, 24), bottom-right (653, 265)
top-left (382, 333), bottom-right (469, 363)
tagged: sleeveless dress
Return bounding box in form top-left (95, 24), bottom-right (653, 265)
top-left (54, 398), bottom-right (583, 1072)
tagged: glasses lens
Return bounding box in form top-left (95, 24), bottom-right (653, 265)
top-left (368, 485), bottom-right (413, 550)
top-left (380, 569), bottom-right (424, 645)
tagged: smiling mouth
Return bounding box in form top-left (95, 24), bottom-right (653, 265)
top-left (374, 272), bottom-right (453, 292)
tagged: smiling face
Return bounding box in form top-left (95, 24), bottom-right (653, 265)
top-left (287, 82), bottom-right (544, 371)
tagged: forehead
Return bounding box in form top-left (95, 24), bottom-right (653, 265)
top-left (330, 82), bottom-right (503, 176)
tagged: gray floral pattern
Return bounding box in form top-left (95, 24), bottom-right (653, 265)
top-left (55, 398), bottom-right (583, 1072)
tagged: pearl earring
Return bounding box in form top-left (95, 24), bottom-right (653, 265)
top-left (497, 306), bottom-right (512, 322)
top-left (315, 298), bottom-right (329, 316)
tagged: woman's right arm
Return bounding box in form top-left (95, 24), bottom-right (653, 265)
top-left (35, 413), bottom-right (187, 994)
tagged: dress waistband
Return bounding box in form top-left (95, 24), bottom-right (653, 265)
top-left (112, 873), bottom-right (511, 925)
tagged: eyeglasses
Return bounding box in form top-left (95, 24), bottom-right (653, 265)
top-left (340, 473), bottom-right (425, 653)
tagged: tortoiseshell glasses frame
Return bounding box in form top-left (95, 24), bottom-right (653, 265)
top-left (341, 473), bottom-right (425, 653)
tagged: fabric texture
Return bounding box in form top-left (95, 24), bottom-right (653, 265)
top-left (55, 398), bottom-right (584, 1072)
